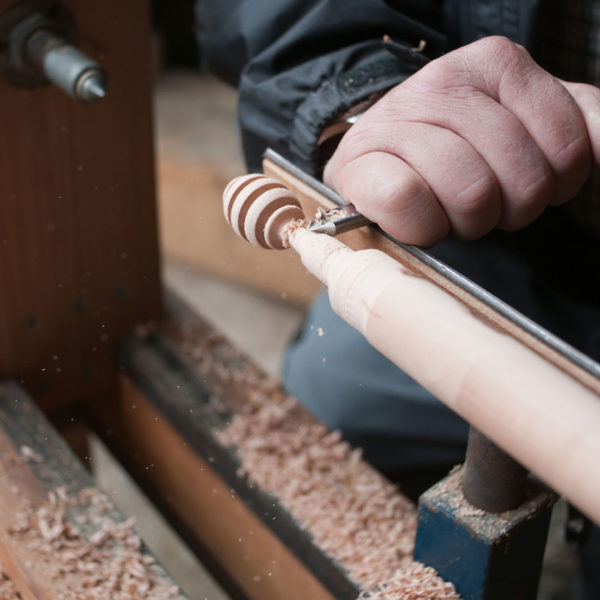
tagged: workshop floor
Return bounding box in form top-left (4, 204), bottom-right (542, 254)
top-left (90, 70), bottom-right (579, 600)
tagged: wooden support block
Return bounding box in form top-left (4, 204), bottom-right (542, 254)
top-left (0, 0), bottom-right (162, 410)
top-left (0, 380), bottom-right (188, 599)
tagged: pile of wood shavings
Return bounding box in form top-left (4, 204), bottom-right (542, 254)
top-left (0, 565), bottom-right (21, 599)
top-left (8, 487), bottom-right (182, 600)
top-left (216, 384), bottom-right (459, 598)
top-left (176, 324), bottom-right (460, 598)
top-left (359, 560), bottom-right (460, 599)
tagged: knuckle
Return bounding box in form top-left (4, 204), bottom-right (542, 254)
top-left (419, 36), bottom-right (531, 93)
top-left (380, 171), bottom-right (427, 214)
top-left (503, 172), bottom-right (552, 230)
top-left (567, 81), bottom-right (600, 104)
top-left (475, 35), bottom-right (527, 64)
top-left (453, 172), bottom-right (499, 218)
top-left (521, 170), bottom-right (553, 204)
top-left (380, 174), bottom-right (449, 246)
top-left (470, 36), bottom-right (534, 87)
top-left (552, 132), bottom-right (590, 170)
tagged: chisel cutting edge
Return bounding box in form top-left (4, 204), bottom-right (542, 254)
top-left (308, 204), bottom-right (371, 236)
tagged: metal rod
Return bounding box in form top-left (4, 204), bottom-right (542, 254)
top-left (462, 427), bottom-right (528, 513)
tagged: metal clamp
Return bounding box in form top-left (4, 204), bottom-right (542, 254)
top-left (0, 1), bottom-right (106, 102)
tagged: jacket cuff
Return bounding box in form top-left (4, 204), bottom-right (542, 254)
top-left (289, 41), bottom-right (428, 176)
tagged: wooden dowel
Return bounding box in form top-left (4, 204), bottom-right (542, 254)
top-left (288, 227), bottom-right (600, 525)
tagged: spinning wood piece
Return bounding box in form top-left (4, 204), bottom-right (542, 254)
top-left (223, 174), bottom-right (304, 250)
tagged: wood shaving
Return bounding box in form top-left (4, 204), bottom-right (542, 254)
top-left (0, 564), bottom-right (21, 600)
top-left (19, 446), bottom-right (43, 463)
top-left (174, 326), bottom-right (461, 598)
top-left (359, 560), bottom-right (460, 599)
top-left (279, 218), bottom-right (307, 248)
top-left (215, 381), bottom-right (460, 598)
top-left (8, 487), bottom-right (183, 600)
top-left (411, 40), bottom-right (427, 52)
top-left (313, 206), bottom-right (345, 225)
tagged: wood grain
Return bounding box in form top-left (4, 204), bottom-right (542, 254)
top-left (0, 0), bottom-right (162, 410)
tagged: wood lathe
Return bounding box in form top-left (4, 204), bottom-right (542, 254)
top-left (224, 149), bottom-right (600, 600)
top-left (0, 1), bottom-right (596, 598)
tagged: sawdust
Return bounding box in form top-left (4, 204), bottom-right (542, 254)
top-left (215, 377), bottom-right (460, 598)
top-left (174, 324), bottom-right (460, 599)
top-left (312, 206), bottom-right (345, 225)
top-left (7, 487), bottom-right (183, 600)
top-left (359, 560), bottom-right (460, 599)
top-left (279, 218), bottom-right (307, 248)
top-left (19, 445), bottom-right (43, 463)
top-left (0, 566), bottom-right (21, 599)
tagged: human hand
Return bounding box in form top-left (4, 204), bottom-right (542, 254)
top-left (323, 36), bottom-right (600, 246)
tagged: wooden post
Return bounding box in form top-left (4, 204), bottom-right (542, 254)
top-left (0, 0), bottom-right (162, 410)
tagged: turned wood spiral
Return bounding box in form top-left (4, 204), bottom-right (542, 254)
top-left (223, 174), bottom-right (304, 250)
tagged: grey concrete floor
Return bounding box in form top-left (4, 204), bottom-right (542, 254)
top-left (89, 70), bottom-right (581, 600)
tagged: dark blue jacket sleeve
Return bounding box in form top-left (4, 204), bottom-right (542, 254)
top-left (196, 0), bottom-right (448, 174)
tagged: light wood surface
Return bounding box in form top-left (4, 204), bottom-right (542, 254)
top-left (0, 0), bottom-right (162, 410)
top-left (262, 157), bottom-right (600, 522)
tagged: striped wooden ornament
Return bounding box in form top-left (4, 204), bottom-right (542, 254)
top-left (223, 174), bottom-right (304, 249)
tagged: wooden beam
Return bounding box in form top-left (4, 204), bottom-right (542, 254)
top-left (261, 212), bottom-right (600, 525)
top-left (0, 0), bottom-right (162, 410)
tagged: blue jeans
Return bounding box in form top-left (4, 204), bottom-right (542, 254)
top-left (283, 291), bottom-right (469, 490)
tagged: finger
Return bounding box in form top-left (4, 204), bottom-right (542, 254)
top-left (446, 37), bottom-right (591, 206)
top-left (561, 80), bottom-right (600, 166)
top-left (325, 150), bottom-right (450, 246)
top-left (352, 121), bottom-right (502, 240)
top-left (353, 82), bottom-right (552, 232)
